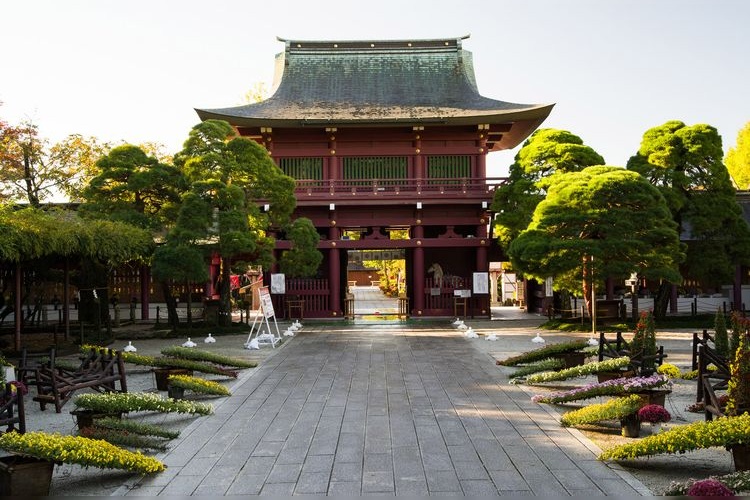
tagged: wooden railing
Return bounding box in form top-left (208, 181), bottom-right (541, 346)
top-left (294, 177), bottom-right (507, 202)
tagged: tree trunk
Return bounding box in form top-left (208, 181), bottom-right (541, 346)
top-left (653, 281), bottom-right (672, 320)
top-left (160, 281), bottom-right (179, 331)
top-left (582, 255), bottom-right (592, 318)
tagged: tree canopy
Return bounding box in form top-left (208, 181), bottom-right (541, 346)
top-left (278, 217), bottom-right (323, 278)
top-left (492, 129), bottom-right (605, 249)
top-left (627, 120), bottom-right (750, 290)
top-left (508, 166), bottom-right (684, 309)
top-left (727, 121), bottom-right (750, 190)
top-left (80, 144), bottom-right (185, 230)
top-left (0, 116), bottom-right (108, 206)
top-left (164, 120), bottom-right (298, 324)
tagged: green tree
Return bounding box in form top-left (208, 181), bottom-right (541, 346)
top-left (508, 166), bottom-right (683, 317)
top-left (169, 120), bottom-right (296, 325)
top-left (80, 144), bottom-right (185, 230)
top-left (492, 129), bottom-right (605, 249)
top-left (627, 120), bottom-right (750, 317)
top-left (726, 121), bottom-right (750, 190)
top-left (79, 144), bottom-right (188, 329)
top-left (278, 218), bottom-right (322, 278)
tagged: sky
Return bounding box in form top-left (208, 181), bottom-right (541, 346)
top-left (3, 0), bottom-right (749, 178)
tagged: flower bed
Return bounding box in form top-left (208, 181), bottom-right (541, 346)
top-left (599, 412), bottom-right (750, 461)
top-left (663, 470), bottom-right (750, 496)
top-left (161, 346), bottom-right (257, 369)
top-left (508, 358), bottom-right (565, 380)
top-left (93, 417), bottom-right (180, 439)
top-left (79, 427), bottom-right (169, 452)
top-left (0, 431), bottom-right (164, 474)
top-left (523, 356), bottom-right (630, 384)
top-left (532, 374), bottom-right (670, 404)
top-left (560, 394), bottom-right (644, 427)
top-left (496, 339), bottom-right (590, 367)
top-left (74, 392), bottom-right (213, 416)
top-left (167, 374), bottom-right (231, 396)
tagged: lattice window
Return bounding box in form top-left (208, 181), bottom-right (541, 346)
top-left (427, 156), bottom-right (471, 179)
top-left (278, 158), bottom-right (323, 180)
top-left (343, 157), bottom-right (408, 185)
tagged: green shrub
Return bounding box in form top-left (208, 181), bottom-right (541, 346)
top-left (508, 358), bottom-right (565, 379)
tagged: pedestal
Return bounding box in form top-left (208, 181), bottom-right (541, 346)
top-left (732, 444), bottom-right (750, 471)
top-left (620, 414), bottom-right (640, 438)
top-left (0, 455), bottom-right (54, 496)
top-left (153, 368), bottom-right (193, 391)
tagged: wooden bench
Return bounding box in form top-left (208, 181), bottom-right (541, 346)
top-left (0, 382), bottom-right (25, 434)
top-left (33, 347), bottom-right (128, 413)
top-left (598, 330), bottom-right (666, 375)
top-left (694, 339), bottom-right (730, 420)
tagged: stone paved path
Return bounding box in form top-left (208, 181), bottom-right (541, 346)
top-left (121, 323), bottom-right (649, 496)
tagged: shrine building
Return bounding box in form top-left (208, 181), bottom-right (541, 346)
top-left (196, 36), bottom-right (553, 319)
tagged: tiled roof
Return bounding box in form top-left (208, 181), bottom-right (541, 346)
top-left (195, 36), bottom-right (554, 148)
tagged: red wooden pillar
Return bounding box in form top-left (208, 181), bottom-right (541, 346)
top-left (413, 221), bottom-right (425, 315)
top-left (329, 219), bottom-right (341, 317)
top-left (14, 262), bottom-right (21, 351)
top-left (734, 265), bottom-right (744, 311)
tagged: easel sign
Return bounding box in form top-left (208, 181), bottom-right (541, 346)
top-left (245, 286), bottom-right (281, 348)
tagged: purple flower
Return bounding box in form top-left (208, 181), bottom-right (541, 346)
top-left (531, 374), bottom-right (669, 404)
top-left (686, 478), bottom-right (733, 496)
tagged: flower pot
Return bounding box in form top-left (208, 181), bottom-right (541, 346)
top-left (70, 409), bottom-right (123, 430)
top-left (732, 444), bottom-right (750, 471)
top-left (0, 455), bottom-right (55, 496)
top-left (554, 351), bottom-right (587, 368)
top-left (153, 368), bottom-right (192, 391)
top-left (167, 385), bottom-right (185, 400)
top-left (620, 414), bottom-right (641, 438)
top-left (597, 370), bottom-right (635, 383)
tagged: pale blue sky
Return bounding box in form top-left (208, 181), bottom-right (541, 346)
top-left (3, 0), bottom-right (749, 177)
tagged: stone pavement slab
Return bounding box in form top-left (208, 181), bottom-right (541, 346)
top-left (113, 321), bottom-right (650, 496)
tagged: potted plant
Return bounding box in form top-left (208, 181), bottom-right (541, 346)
top-left (0, 430), bottom-right (165, 495)
top-left (167, 374), bottom-right (231, 399)
top-left (637, 404), bottom-right (671, 434)
top-left (508, 358), bottom-right (565, 380)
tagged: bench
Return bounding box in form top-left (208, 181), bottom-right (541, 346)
top-left (598, 330), bottom-right (666, 375)
top-left (694, 338), bottom-right (730, 420)
top-left (33, 347), bottom-right (128, 413)
top-left (0, 382), bottom-right (25, 434)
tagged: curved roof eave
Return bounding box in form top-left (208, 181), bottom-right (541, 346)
top-left (195, 103), bottom-right (554, 150)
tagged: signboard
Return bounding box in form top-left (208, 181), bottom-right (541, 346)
top-left (473, 272), bottom-right (489, 294)
top-left (545, 276), bottom-right (554, 297)
top-left (454, 289), bottom-right (472, 298)
top-left (259, 287), bottom-right (275, 318)
top-left (245, 286), bottom-right (281, 348)
top-left (270, 273), bottom-right (286, 294)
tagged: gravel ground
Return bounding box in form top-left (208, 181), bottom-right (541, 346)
top-left (6, 321), bottom-right (740, 497)
top-left (501, 329), bottom-right (738, 496)
top-left (7, 329), bottom-right (288, 497)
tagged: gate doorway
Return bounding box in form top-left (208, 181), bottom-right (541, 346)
top-left (346, 249), bottom-right (405, 320)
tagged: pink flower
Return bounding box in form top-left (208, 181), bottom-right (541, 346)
top-left (637, 404), bottom-right (671, 424)
top-left (686, 478), bottom-right (733, 496)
